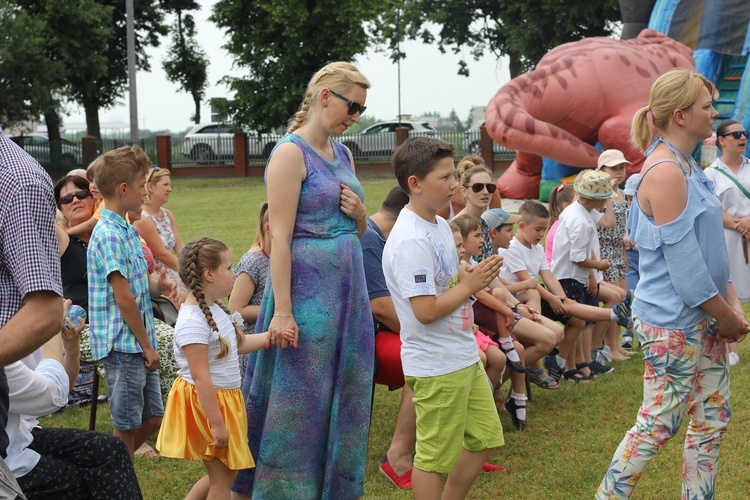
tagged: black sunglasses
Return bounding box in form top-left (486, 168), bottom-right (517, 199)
top-left (329, 90), bottom-right (367, 116)
top-left (721, 130), bottom-right (749, 140)
top-left (469, 183), bottom-right (497, 194)
top-left (147, 166), bottom-right (162, 182)
top-left (58, 190), bottom-right (91, 206)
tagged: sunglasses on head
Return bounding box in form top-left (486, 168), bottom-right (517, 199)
top-left (58, 190), bottom-right (91, 206)
top-left (329, 90), bottom-right (367, 116)
top-left (469, 183), bottom-right (497, 194)
top-left (721, 130), bottom-right (749, 140)
top-left (147, 166), bottom-right (162, 183)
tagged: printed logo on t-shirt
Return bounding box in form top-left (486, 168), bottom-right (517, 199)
top-left (414, 274), bottom-right (427, 283)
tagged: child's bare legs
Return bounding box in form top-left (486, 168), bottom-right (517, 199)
top-left (412, 468), bottom-right (443, 499)
top-left (443, 448), bottom-right (492, 499)
top-left (386, 385), bottom-right (417, 476)
top-left (576, 324), bottom-right (594, 378)
top-left (191, 458), bottom-right (236, 500)
top-left (484, 345), bottom-right (505, 389)
top-left (478, 348), bottom-right (487, 367)
top-left (494, 315), bottom-right (524, 371)
top-left (517, 288), bottom-right (541, 312)
top-left (115, 415), bottom-right (162, 461)
top-left (557, 317), bottom-right (584, 369)
top-left (513, 317), bottom-right (561, 366)
top-left (595, 283), bottom-right (628, 360)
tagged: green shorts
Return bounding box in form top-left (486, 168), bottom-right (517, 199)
top-left (405, 361), bottom-right (504, 473)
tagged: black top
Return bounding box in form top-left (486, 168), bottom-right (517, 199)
top-left (60, 236), bottom-right (89, 317)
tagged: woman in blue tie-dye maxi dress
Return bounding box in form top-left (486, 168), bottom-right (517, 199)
top-left (232, 62), bottom-right (374, 499)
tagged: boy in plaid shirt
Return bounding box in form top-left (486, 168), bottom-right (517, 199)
top-left (87, 146), bottom-right (163, 460)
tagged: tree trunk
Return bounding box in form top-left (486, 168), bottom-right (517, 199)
top-left (192, 92), bottom-right (201, 124)
top-left (83, 96), bottom-right (101, 138)
top-left (508, 50), bottom-right (524, 79)
top-left (44, 110), bottom-right (61, 141)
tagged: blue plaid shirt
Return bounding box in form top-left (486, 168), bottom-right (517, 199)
top-left (87, 209), bottom-right (155, 360)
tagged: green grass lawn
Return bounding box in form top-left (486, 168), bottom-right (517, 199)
top-left (41, 174), bottom-right (750, 498)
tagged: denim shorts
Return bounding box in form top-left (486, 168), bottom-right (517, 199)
top-left (102, 351), bottom-right (164, 431)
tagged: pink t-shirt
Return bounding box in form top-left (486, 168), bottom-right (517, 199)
top-left (545, 219), bottom-right (560, 266)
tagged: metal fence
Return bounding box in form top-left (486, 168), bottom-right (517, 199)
top-left (460, 129), bottom-right (515, 158)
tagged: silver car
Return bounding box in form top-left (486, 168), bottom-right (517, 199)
top-left (338, 120), bottom-right (440, 158)
top-left (181, 123), bottom-right (280, 164)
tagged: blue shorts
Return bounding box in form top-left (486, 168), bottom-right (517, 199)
top-left (102, 351), bottom-right (164, 431)
top-left (542, 279), bottom-right (599, 324)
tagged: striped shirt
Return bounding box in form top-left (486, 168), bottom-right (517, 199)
top-left (87, 209), bottom-right (155, 360)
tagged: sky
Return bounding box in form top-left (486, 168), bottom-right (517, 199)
top-left (62, 1), bottom-right (512, 133)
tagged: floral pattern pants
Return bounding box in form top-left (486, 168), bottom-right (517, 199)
top-left (597, 317), bottom-right (730, 499)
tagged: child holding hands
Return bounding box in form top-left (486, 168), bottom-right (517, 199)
top-left (156, 237), bottom-right (293, 499)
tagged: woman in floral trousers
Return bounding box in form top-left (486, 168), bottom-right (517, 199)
top-left (597, 69), bottom-right (748, 499)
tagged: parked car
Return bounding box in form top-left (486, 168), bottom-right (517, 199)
top-left (338, 120), bottom-right (440, 158)
top-left (181, 123), bottom-right (280, 163)
top-left (11, 133), bottom-right (82, 168)
top-left (463, 125), bottom-right (511, 155)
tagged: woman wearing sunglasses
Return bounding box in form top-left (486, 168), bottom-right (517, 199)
top-left (453, 156), bottom-right (501, 260)
top-left (437, 154), bottom-right (502, 222)
top-left (233, 62), bottom-right (374, 499)
top-left (704, 120), bottom-right (750, 366)
top-left (54, 175), bottom-right (97, 315)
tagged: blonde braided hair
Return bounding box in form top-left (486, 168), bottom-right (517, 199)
top-left (179, 238), bottom-right (244, 359)
top-left (287, 61), bottom-right (371, 134)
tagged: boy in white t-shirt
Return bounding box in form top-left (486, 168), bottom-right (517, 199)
top-left (382, 137), bottom-right (504, 498)
top-left (502, 201), bottom-right (631, 382)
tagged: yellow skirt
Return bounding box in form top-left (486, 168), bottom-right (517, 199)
top-left (155, 376), bottom-right (255, 470)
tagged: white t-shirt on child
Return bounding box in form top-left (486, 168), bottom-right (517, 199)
top-left (174, 304), bottom-right (241, 389)
top-left (500, 237), bottom-right (549, 283)
top-left (382, 207), bottom-right (478, 378)
top-left (551, 201), bottom-right (601, 284)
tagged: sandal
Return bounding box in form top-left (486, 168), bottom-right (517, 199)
top-left (544, 355), bottom-right (563, 383)
top-left (504, 395), bottom-right (528, 431)
top-left (498, 344), bottom-right (527, 373)
top-left (575, 363), bottom-right (596, 381)
top-left (528, 368), bottom-right (559, 390)
top-left (562, 369), bottom-right (590, 383)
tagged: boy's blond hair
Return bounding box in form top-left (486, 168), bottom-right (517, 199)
top-left (95, 146), bottom-right (151, 198)
top-left (86, 156), bottom-right (104, 182)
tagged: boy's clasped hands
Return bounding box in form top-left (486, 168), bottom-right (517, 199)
top-left (458, 254), bottom-right (503, 295)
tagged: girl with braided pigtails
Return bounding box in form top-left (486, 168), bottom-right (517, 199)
top-left (156, 238), bottom-right (293, 499)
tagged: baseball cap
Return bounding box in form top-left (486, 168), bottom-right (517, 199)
top-left (574, 170), bottom-right (619, 199)
top-left (623, 173), bottom-right (641, 196)
top-left (481, 208), bottom-right (521, 228)
top-left (597, 149), bottom-right (632, 170)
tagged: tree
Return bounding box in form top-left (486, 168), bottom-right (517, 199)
top-left (449, 108), bottom-right (463, 132)
top-left (66, 0), bottom-right (168, 138)
top-left (376, 0), bottom-right (621, 78)
top-left (162, 0), bottom-right (208, 124)
top-left (1, 0), bottom-right (112, 143)
top-left (210, 0), bottom-right (385, 131)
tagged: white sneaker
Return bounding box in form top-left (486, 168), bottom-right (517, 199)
top-left (601, 345), bottom-right (613, 362)
top-left (729, 352), bottom-right (740, 366)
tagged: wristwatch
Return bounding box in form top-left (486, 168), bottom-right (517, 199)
top-left (511, 304), bottom-right (519, 313)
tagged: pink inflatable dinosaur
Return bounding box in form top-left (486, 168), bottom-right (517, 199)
top-left (487, 29), bottom-right (696, 199)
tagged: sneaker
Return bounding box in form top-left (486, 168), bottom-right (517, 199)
top-left (621, 332), bottom-right (634, 349)
top-left (612, 290), bottom-right (634, 328)
top-left (589, 359), bottom-right (615, 375)
top-left (599, 345), bottom-right (612, 363)
top-left (729, 352), bottom-right (740, 367)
